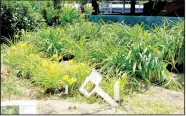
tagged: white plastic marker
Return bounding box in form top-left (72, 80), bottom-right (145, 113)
top-left (114, 80), bottom-right (120, 102)
top-left (79, 69), bottom-right (118, 106)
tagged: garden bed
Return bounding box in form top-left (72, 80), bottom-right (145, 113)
top-left (1, 19), bottom-right (184, 114)
top-left (1, 1), bottom-right (184, 114)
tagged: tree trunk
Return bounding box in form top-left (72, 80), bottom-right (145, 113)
top-left (92, 0), bottom-right (99, 15)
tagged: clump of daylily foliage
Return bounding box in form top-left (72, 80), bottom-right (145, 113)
top-left (2, 42), bottom-right (92, 94)
top-left (19, 19), bottom-right (184, 91)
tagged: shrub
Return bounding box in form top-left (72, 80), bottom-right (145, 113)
top-left (39, 2), bottom-right (86, 26)
top-left (1, 1), bottom-right (45, 42)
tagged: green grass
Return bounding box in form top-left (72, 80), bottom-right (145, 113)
top-left (1, 67), bottom-right (23, 100)
top-left (121, 96), bottom-right (183, 114)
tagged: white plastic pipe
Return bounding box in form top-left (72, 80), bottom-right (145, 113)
top-left (114, 80), bottom-right (120, 102)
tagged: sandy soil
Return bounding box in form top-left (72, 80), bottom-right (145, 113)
top-left (35, 85), bottom-right (184, 114)
top-left (36, 99), bottom-right (123, 114)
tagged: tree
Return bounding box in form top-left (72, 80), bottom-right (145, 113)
top-left (92, 0), bottom-right (99, 15)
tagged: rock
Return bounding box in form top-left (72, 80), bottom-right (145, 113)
top-left (29, 90), bottom-right (41, 99)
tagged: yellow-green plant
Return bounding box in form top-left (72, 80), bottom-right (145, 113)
top-left (100, 73), bottom-right (129, 98)
top-left (2, 42), bottom-right (38, 78)
top-left (31, 57), bottom-right (92, 92)
top-left (2, 43), bottom-right (93, 94)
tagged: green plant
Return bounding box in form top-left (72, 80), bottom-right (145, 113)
top-left (23, 27), bottom-right (67, 56)
top-left (154, 20), bottom-right (184, 72)
top-left (2, 42), bottom-right (38, 78)
top-left (39, 3), bottom-right (86, 26)
top-left (1, 106), bottom-right (19, 114)
top-left (1, 81), bottom-right (22, 100)
top-left (84, 5), bottom-right (93, 14)
top-left (2, 42), bottom-right (93, 94)
top-left (59, 6), bottom-right (80, 25)
top-left (100, 73), bottom-right (129, 98)
top-left (1, 1), bottom-right (45, 40)
top-left (33, 59), bottom-right (92, 94)
top-left (14, 20), bottom-right (185, 91)
top-left (124, 96), bottom-right (181, 114)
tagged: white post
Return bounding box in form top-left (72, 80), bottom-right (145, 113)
top-left (114, 80), bottom-right (120, 102)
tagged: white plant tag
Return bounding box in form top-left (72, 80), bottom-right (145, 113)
top-left (65, 85), bottom-right (68, 94)
top-left (1, 100), bottom-right (37, 114)
top-left (79, 69), bottom-right (118, 106)
top-left (114, 80), bottom-right (120, 102)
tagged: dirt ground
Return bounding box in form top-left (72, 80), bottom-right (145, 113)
top-left (1, 64), bottom-right (184, 114)
top-left (35, 85), bottom-right (184, 114)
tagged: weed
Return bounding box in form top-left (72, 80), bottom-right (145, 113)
top-left (123, 96), bottom-right (182, 114)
